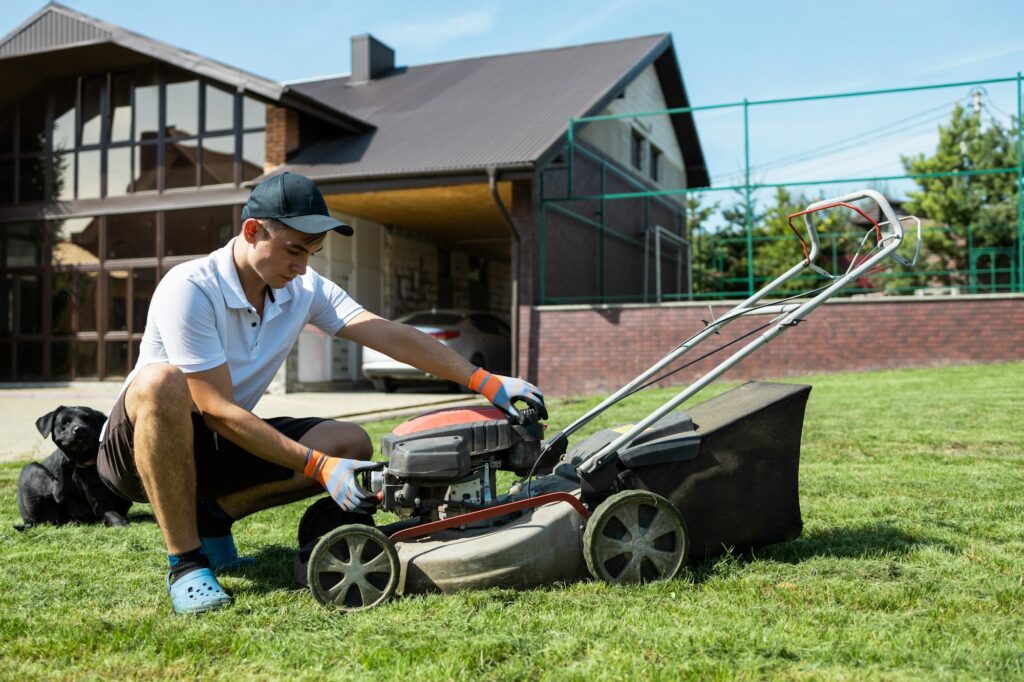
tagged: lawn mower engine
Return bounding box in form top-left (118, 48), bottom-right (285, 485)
top-left (370, 406), bottom-right (547, 525)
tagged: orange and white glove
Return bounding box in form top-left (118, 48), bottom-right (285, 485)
top-left (304, 448), bottom-right (379, 512)
top-left (468, 367), bottom-right (547, 423)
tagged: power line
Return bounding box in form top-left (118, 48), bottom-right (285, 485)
top-left (713, 108), bottom-right (958, 185)
top-left (711, 96), bottom-right (967, 184)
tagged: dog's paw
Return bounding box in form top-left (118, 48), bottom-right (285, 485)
top-left (103, 511), bottom-right (130, 527)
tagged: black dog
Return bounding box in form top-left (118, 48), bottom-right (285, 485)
top-left (15, 406), bottom-right (131, 530)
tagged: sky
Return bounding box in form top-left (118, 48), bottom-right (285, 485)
top-left (2, 0), bottom-right (1023, 204)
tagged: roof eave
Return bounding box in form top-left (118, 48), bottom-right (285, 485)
top-left (249, 162), bottom-right (536, 190)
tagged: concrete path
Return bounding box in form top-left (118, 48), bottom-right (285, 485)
top-left (0, 383), bottom-right (485, 463)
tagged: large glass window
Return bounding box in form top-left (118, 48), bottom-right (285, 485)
top-left (53, 85), bottom-right (76, 153)
top-left (206, 84), bottom-right (235, 132)
top-left (165, 138), bottom-right (199, 189)
top-left (132, 268), bottom-right (157, 331)
top-left (0, 64), bottom-right (269, 202)
top-left (52, 217), bottom-right (100, 267)
top-left (19, 94), bottom-right (47, 155)
top-left (18, 157), bottom-right (45, 202)
top-left (165, 72), bottom-right (199, 137)
top-left (80, 76), bottom-right (103, 146)
top-left (0, 161), bottom-right (12, 204)
top-left (5, 223), bottom-right (42, 267)
top-left (77, 149), bottom-right (101, 199)
top-left (107, 146), bottom-right (133, 197)
top-left (110, 73), bottom-right (133, 143)
top-left (107, 212), bottom-right (157, 260)
top-left (52, 271), bottom-right (74, 335)
top-left (107, 269), bottom-right (129, 332)
top-left (0, 111), bottom-right (13, 155)
top-left (242, 132), bottom-right (265, 181)
top-left (17, 275), bottom-right (42, 334)
top-left (202, 135), bottom-right (235, 186)
top-left (165, 205), bottom-right (235, 256)
top-left (135, 66), bottom-right (160, 143)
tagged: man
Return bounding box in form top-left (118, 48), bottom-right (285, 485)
top-left (97, 172), bottom-right (545, 615)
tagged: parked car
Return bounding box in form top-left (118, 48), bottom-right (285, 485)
top-left (362, 309), bottom-right (512, 392)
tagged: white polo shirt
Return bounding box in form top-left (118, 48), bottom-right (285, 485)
top-left (119, 238), bottom-right (363, 411)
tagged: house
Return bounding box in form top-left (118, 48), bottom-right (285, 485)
top-left (0, 2), bottom-right (709, 388)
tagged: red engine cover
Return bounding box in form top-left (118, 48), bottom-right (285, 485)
top-left (391, 406), bottom-right (508, 437)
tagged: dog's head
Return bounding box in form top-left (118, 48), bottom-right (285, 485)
top-left (35, 406), bottom-right (107, 466)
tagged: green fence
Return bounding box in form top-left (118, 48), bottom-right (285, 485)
top-left (539, 73), bottom-right (1023, 303)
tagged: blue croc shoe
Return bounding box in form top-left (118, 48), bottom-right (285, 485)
top-left (167, 568), bottom-right (233, 615)
top-left (200, 534), bottom-right (256, 572)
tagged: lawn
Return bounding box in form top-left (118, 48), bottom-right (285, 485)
top-left (1, 363), bottom-right (1022, 680)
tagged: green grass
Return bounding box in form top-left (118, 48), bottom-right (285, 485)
top-left (2, 363), bottom-right (1022, 680)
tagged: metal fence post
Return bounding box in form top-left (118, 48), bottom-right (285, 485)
top-left (743, 98), bottom-right (754, 296)
top-left (968, 225), bottom-right (976, 294)
top-left (1017, 73), bottom-right (1023, 292)
top-left (567, 117), bottom-right (575, 200)
top-left (539, 194), bottom-right (547, 306)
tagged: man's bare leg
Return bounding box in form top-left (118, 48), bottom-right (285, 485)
top-left (125, 363), bottom-right (199, 554)
top-left (215, 420), bottom-right (373, 520)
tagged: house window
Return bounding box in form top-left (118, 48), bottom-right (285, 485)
top-left (0, 65), bottom-right (268, 202)
top-left (650, 144), bottom-right (662, 182)
top-left (630, 128), bottom-right (645, 171)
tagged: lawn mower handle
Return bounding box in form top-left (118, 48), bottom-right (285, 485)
top-left (804, 189), bottom-right (903, 235)
top-left (572, 189), bottom-right (913, 479)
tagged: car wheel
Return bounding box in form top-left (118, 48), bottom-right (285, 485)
top-left (372, 378), bottom-right (397, 393)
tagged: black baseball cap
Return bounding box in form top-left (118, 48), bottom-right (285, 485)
top-left (241, 172), bottom-right (353, 236)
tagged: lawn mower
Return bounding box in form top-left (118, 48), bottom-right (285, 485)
top-left (294, 189), bottom-right (921, 612)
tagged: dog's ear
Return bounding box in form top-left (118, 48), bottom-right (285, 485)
top-left (84, 407), bottom-right (108, 430)
top-left (35, 408), bottom-right (63, 438)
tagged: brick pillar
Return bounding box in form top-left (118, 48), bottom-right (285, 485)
top-left (264, 105), bottom-right (300, 172)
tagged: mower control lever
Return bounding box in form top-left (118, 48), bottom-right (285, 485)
top-left (516, 407), bottom-right (541, 425)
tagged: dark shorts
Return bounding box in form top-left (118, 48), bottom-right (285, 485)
top-left (97, 388), bottom-right (329, 503)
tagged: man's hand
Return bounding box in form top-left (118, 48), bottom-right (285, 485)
top-left (468, 367), bottom-right (547, 423)
top-left (304, 449), bottom-right (380, 512)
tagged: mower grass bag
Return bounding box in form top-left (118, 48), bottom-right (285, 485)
top-left (570, 381), bottom-right (811, 559)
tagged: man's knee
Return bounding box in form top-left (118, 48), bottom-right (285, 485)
top-left (126, 364), bottom-right (192, 423)
top-left (335, 425), bottom-right (372, 460)
top-left (301, 422), bottom-right (373, 460)
top-left (125, 360), bottom-right (192, 436)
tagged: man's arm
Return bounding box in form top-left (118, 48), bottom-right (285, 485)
top-left (337, 311), bottom-right (476, 385)
top-left (185, 363), bottom-right (309, 470)
top-left (338, 311), bottom-right (546, 420)
top-left (186, 363), bottom-right (378, 512)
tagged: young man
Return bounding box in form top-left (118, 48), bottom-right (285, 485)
top-left (97, 172), bottom-right (545, 615)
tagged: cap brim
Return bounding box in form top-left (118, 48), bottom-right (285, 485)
top-left (278, 213), bottom-right (354, 236)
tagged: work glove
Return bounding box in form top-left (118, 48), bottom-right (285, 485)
top-left (304, 449), bottom-right (379, 513)
top-left (468, 367), bottom-right (548, 423)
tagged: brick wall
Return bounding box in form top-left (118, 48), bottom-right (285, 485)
top-left (527, 295), bottom-right (1024, 396)
top-left (264, 105), bottom-right (300, 171)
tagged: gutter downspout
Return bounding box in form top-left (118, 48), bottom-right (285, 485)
top-left (487, 166), bottom-right (521, 377)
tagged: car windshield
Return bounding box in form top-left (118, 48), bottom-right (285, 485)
top-left (398, 312), bottom-right (464, 326)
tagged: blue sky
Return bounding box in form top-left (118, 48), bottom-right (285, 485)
top-left (2, 0), bottom-right (1023, 200)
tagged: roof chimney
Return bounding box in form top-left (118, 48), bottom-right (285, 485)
top-left (351, 34), bottom-right (394, 83)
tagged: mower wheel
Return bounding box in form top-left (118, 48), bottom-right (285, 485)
top-left (307, 524), bottom-right (400, 612)
top-left (297, 495), bottom-right (375, 549)
top-left (583, 489), bottom-right (688, 584)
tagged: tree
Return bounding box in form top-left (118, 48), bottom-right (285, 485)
top-left (752, 187), bottom-right (855, 293)
top-left (901, 103), bottom-right (1020, 274)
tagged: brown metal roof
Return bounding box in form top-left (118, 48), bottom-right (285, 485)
top-left (284, 34), bottom-right (709, 186)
